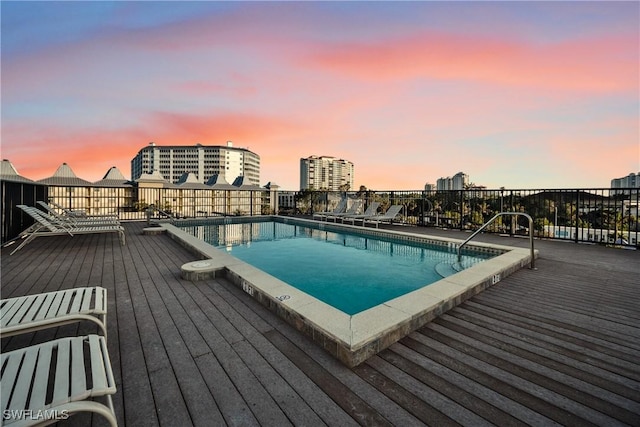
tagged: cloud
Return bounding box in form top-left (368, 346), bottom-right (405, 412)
top-left (303, 31), bottom-right (638, 94)
top-left (173, 78), bottom-right (257, 98)
top-left (2, 110), bottom-right (310, 182)
top-left (2, 2), bottom-right (637, 190)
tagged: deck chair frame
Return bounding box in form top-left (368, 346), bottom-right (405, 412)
top-left (342, 202), bottom-right (381, 224)
top-left (365, 205), bottom-right (404, 228)
top-left (36, 201), bottom-right (120, 225)
top-left (1, 287), bottom-right (108, 339)
top-left (46, 200), bottom-right (89, 218)
top-left (324, 200), bottom-right (364, 222)
top-left (1, 335), bottom-right (117, 427)
top-left (12, 205), bottom-right (125, 255)
top-left (312, 199), bottom-right (347, 221)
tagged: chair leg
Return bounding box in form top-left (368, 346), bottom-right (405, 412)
top-left (10, 234), bottom-right (35, 255)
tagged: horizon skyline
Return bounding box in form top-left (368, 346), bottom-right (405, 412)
top-left (2, 1), bottom-right (639, 190)
top-left (3, 155), bottom-right (636, 191)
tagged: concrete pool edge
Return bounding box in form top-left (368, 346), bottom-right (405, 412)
top-left (160, 218), bottom-right (537, 367)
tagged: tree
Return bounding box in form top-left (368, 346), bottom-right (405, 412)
top-left (470, 210), bottom-right (484, 228)
top-left (295, 189), bottom-right (314, 215)
top-left (534, 217), bottom-right (551, 233)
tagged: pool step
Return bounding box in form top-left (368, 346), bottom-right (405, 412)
top-left (435, 257), bottom-right (489, 277)
top-left (434, 261), bottom-right (463, 278)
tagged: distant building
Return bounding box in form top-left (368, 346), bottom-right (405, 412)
top-left (277, 191), bottom-right (297, 211)
top-left (92, 166), bottom-right (133, 216)
top-left (611, 172), bottom-right (640, 195)
top-left (436, 172), bottom-right (469, 191)
top-left (467, 185), bottom-right (488, 198)
top-left (1, 159), bottom-right (280, 241)
top-left (300, 155), bottom-right (354, 191)
top-left (131, 141), bottom-right (260, 185)
top-left (37, 163), bottom-right (133, 216)
top-left (424, 183), bottom-right (436, 192)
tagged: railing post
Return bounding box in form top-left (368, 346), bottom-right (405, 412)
top-left (575, 190), bottom-right (580, 243)
top-left (459, 190), bottom-right (464, 231)
top-left (420, 191), bottom-right (425, 227)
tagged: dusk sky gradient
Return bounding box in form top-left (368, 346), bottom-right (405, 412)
top-left (2, 1), bottom-right (638, 190)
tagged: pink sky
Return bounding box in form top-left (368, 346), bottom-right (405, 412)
top-left (2, 2), bottom-right (638, 189)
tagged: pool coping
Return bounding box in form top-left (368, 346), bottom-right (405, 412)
top-left (160, 216), bottom-right (537, 367)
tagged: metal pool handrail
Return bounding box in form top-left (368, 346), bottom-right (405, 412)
top-left (146, 204), bottom-right (177, 224)
top-left (457, 212), bottom-right (536, 269)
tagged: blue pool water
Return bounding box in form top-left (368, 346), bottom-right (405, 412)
top-left (182, 221), bottom-right (495, 315)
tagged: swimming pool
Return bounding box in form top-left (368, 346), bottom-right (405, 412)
top-left (181, 221), bottom-right (495, 315)
top-left (159, 216), bottom-right (536, 367)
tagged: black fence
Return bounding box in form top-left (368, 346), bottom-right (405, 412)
top-left (2, 180), bottom-right (638, 248)
top-left (1, 180), bottom-right (48, 244)
top-left (286, 188), bottom-right (639, 247)
top-left (0, 181), bottom-right (273, 244)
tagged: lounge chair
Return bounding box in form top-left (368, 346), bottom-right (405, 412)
top-left (22, 205), bottom-right (117, 229)
top-left (342, 202), bottom-right (380, 224)
top-left (365, 205), bottom-right (404, 228)
top-left (11, 205), bottom-right (125, 255)
top-left (37, 201), bottom-right (120, 225)
top-left (1, 287), bottom-right (108, 339)
top-left (20, 205), bottom-right (123, 230)
top-left (325, 200), bottom-right (363, 222)
top-left (1, 335), bottom-right (117, 427)
top-left (312, 199), bottom-right (347, 221)
top-left (47, 200), bottom-right (91, 218)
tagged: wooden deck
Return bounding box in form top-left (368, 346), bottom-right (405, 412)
top-left (2, 221), bottom-right (639, 427)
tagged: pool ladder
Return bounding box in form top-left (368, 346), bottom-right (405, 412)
top-left (457, 212), bottom-right (536, 269)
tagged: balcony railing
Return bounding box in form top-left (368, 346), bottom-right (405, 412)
top-left (2, 179), bottom-right (638, 248)
top-left (290, 188), bottom-right (639, 248)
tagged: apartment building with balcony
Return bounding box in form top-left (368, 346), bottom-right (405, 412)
top-left (611, 172), bottom-right (640, 196)
top-left (300, 156), bottom-right (354, 191)
top-left (0, 159), bottom-right (271, 240)
top-left (436, 172), bottom-right (469, 191)
top-left (131, 141), bottom-right (260, 186)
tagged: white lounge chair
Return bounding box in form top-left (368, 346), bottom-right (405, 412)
top-left (1, 335), bottom-right (117, 427)
top-left (47, 200), bottom-right (91, 218)
top-left (342, 202), bottom-right (380, 224)
top-left (313, 199), bottom-right (347, 221)
top-left (12, 205), bottom-right (125, 255)
top-left (22, 205), bottom-right (118, 229)
top-left (365, 205), bottom-right (404, 228)
top-left (37, 201), bottom-right (120, 225)
top-left (1, 287), bottom-right (108, 339)
top-left (325, 200), bottom-right (363, 222)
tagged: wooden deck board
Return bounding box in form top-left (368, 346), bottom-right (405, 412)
top-left (375, 349), bottom-right (528, 427)
top-left (2, 221), bottom-right (639, 427)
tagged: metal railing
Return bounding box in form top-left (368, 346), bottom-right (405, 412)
top-left (293, 188), bottom-right (639, 248)
top-left (146, 204), bottom-right (177, 225)
top-left (457, 212), bottom-right (535, 269)
top-left (2, 180), bottom-right (638, 248)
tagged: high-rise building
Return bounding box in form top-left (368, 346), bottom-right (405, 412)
top-left (611, 172), bottom-right (639, 189)
top-left (436, 172), bottom-right (469, 191)
top-left (131, 142), bottom-right (260, 185)
top-left (611, 172), bottom-right (640, 195)
top-left (424, 183), bottom-right (436, 192)
top-left (300, 156), bottom-right (354, 191)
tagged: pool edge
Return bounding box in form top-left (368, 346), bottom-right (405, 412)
top-left (161, 218), bottom-right (536, 367)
